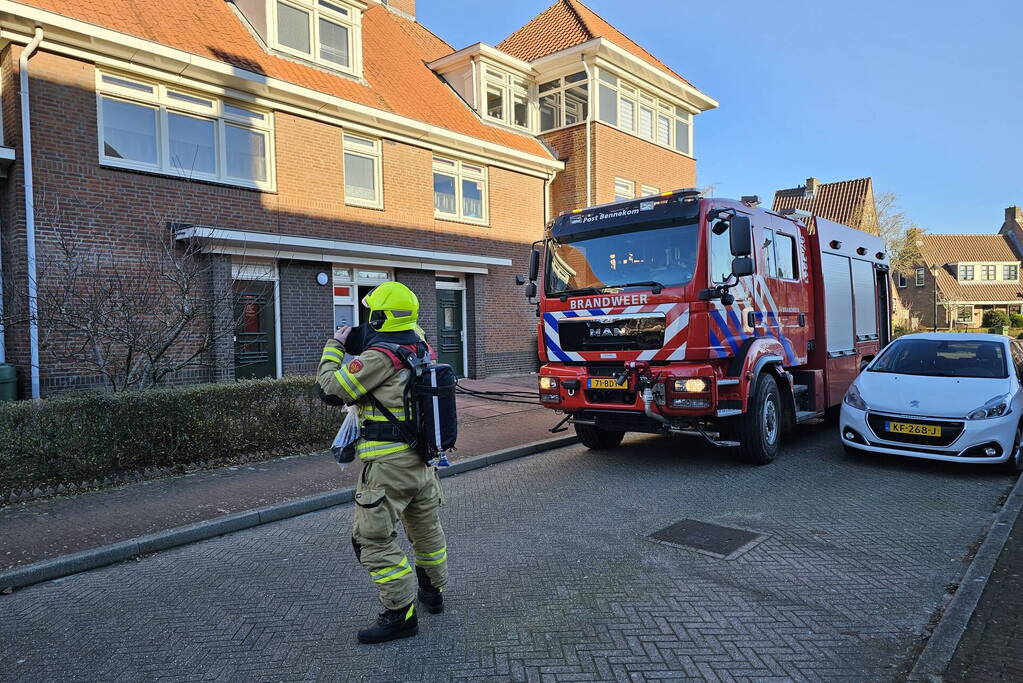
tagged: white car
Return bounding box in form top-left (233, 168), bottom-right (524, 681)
top-left (840, 332), bottom-right (1023, 474)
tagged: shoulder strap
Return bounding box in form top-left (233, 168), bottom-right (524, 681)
top-left (366, 342), bottom-right (407, 371)
top-left (367, 394), bottom-right (419, 449)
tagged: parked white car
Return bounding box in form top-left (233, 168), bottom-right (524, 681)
top-left (840, 333), bottom-right (1023, 474)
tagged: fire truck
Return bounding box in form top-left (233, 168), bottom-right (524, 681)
top-left (523, 189), bottom-right (891, 464)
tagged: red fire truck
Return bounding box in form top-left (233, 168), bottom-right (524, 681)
top-left (524, 189), bottom-right (891, 464)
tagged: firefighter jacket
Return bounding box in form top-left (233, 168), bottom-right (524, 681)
top-left (317, 339), bottom-right (414, 462)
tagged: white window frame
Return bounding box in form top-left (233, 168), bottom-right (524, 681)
top-left (915, 267), bottom-right (926, 286)
top-left (342, 133), bottom-right (382, 209)
top-left (640, 185), bottom-right (660, 197)
top-left (433, 156), bottom-right (489, 225)
top-left (594, 66), bottom-right (694, 157)
top-left (1005, 264), bottom-right (1019, 281)
top-left (537, 70), bottom-right (589, 133)
top-left (482, 64), bottom-right (531, 132)
top-left (959, 264), bottom-right (974, 281)
top-left (613, 177), bottom-right (635, 201)
top-left (981, 264), bottom-right (997, 281)
top-left (96, 71), bottom-right (275, 191)
top-left (956, 305), bottom-right (974, 324)
top-left (269, 0), bottom-right (362, 77)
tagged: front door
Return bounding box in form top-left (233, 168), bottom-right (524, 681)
top-left (436, 289), bottom-right (465, 377)
top-left (233, 280), bottom-right (277, 380)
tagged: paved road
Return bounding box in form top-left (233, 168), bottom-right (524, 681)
top-left (0, 426), bottom-right (1012, 682)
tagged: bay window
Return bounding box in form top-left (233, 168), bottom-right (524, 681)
top-left (482, 65), bottom-right (530, 131)
top-left (97, 72), bottom-right (273, 189)
top-left (272, 0), bottom-right (360, 76)
top-left (343, 133), bottom-right (382, 208)
top-left (595, 67), bottom-right (694, 156)
top-left (434, 157), bottom-right (488, 224)
top-left (538, 71), bottom-right (588, 132)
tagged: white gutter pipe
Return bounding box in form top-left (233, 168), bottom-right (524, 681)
top-left (582, 56), bottom-right (592, 207)
top-left (21, 27), bottom-right (43, 399)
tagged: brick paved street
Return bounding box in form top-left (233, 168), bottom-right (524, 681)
top-left (0, 426), bottom-right (1013, 682)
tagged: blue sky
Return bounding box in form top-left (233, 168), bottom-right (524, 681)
top-left (419, 0), bottom-right (1022, 235)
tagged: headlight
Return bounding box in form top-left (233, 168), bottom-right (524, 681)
top-left (674, 377), bottom-right (710, 393)
top-left (967, 394), bottom-right (1011, 420)
top-left (844, 384), bottom-right (867, 411)
top-left (538, 377), bottom-right (559, 390)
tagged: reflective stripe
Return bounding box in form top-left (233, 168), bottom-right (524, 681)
top-left (371, 557), bottom-right (412, 584)
top-left (405, 603), bottom-right (415, 620)
top-left (333, 370), bottom-right (359, 399)
top-left (340, 366), bottom-right (368, 396)
top-left (321, 347), bottom-right (344, 363)
top-left (415, 547), bottom-right (447, 567)
top-left (357, 441), bottom-right (408, 459)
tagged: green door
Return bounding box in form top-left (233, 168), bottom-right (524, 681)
top-left (233, 280), bottom-right (277, 380)
top-left (436, 289), bottom-right (465, 377)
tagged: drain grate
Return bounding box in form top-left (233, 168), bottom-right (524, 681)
top-left (648, 519), bottom-right (767, 560)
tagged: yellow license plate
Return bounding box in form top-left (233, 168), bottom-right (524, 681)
top-left (588, 378), bottom-right (625, 390)
top-left (885, 421), bottom-right (941, 437)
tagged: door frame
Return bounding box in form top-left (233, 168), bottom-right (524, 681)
top-left (436, 274), bottom-right (468, 377)
top-left (232, 260), bottom-right (282, 379)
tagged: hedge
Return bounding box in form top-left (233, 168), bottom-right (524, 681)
top-left (0, 376), bottom-right (338, 493)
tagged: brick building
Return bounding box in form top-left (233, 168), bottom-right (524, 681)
top-left (0, 0), bottom-right (716, 397)
top-left (893, 208), bottom-right (1023, 330)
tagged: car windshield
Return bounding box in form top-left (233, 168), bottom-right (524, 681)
top-left (545, 222), bottom-right (699, 295)
top-left (869, 339), bottom-right (1008, 379)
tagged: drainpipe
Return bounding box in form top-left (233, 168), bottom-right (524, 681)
top-left (0, 216), bottom-right (6, 365)
top-left (21, 28), bottom-right (43, 399)
top-left (582, 56), bottom-right (592, 206)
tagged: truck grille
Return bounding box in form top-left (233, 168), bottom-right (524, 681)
top-left (866, 412), bottom-right (964, 447)
top-left (558, 315), bottom-right (665, 352)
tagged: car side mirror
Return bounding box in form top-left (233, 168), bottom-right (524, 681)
top-left (528, 248), bottom-right (540, 282)
top-left (729, 215), bottom-right (752, 257)
top-left (731, 256), bottom-right (754, 278)
top-left (525, 282), bottom-right (537, 300)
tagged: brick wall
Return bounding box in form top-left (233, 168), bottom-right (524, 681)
top-left (395, 268), bottom-right (438, 343)
top-left (280, 260), bottom-right (334, 374)
top-left (592, 123), bottom-right (697, 204)
top-left (541, 124), bottom-right (587, 218)
top-left (2, 48), bottom-right (547, 394)
top-left (385, 0), bottom-right (415, 18)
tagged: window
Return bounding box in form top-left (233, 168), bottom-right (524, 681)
top-left (896, 272), bottom-right (907, 288)
top-left (640, 185), bottom-right (660, 197)
top-left (916, 267), bottom-right (926, 286)
top-left (273, 0), bottom-right (360, 75)
top-left (982, 264), bottom-right (997, 281)
top-left (613, 178), bottom-right (634, 201)
top-left (1005, 264), bottom-right (1019, 281)
top-left (538, 71), bottom-right (588, 132)
top-left (959, 264), bottom-right (974, 281)
top-left (97, 72), bottom-right (273, 189)
top-left (775, 233), bottom-right (798, 280)
top-left (957, 305), bottom-right (974, 324)
top-left (594, 68), bottom-right (693, 155)
top-left (482, 65), bottom-right (530, 131)
top-left (433, 157), bottom-right (487, 223)
top-left (343, 134), bottom-right (381, 208)
top-left (709, 219), bottom-right (733, 284)
top-left (763, 229), bottom-right (776, 280)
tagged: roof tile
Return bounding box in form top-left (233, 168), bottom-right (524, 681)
top-left (772, 177), bottom-right (874, 229)
top-left (917, 234), bottom-right (1023, 304)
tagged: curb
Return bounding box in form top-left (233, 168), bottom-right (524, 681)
top-left (908, 471), bottom-right (1023, 681)
top-left (0, 435), bottom-right (578, 592)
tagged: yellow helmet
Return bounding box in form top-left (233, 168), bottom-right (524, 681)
top-left (363, 282), bottom-right (419, 332)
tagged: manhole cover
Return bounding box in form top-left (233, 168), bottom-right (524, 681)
top-left (648, 519), bottom-right (767, 560)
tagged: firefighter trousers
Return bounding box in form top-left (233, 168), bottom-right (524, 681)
top-left (351, 450), bottom-right (448, 610)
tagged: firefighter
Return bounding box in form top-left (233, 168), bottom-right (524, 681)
top-left (317, 282), bottom-right (448, 644)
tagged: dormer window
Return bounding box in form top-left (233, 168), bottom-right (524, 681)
top-left (959, 264), bottom-right (974, 281)
top-left (272, 0), bottom-right (361, 76)
top-left (1005, 265), bottom-right (1018, 281)
top-left (482, 65), bottom-right (530, 131)
top-left (981, 264), bottom-right (997, 281)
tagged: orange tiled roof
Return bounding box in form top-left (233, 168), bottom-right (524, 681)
top-left (19, 0), bottom-right (551, 158)
top-left (917, 234), bottom-right (1023, 303)
top-left (773, 177), bottom-right (873, 229)
top-left (498, 0), bottom-right (693, 87)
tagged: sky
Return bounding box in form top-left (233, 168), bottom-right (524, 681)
top-left (418, 0), bottom-right (1022, 235)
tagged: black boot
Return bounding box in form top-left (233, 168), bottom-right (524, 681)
top-left (357, 603), bottom-right (418, 644)
top-left (416, 567), bottom-right (444, 615)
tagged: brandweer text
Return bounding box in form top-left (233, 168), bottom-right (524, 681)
top-left (569, 294), bottom-right (649, 310)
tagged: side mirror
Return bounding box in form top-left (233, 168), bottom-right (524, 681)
top-left (729, 215), bottom-right (752, 257)
top-left (515, 274), bottom-right (527, 286)
top-left (528, 248), bottom-right (540, 282)
top-left (731, 256), bottom-right (754, 278)
top-left (525, 282), bottom-right (537, 300)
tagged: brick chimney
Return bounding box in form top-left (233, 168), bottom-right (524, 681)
top-left (804, 177), bottom-right (820, 199)
top-left (384, 0), bottom-right (415, 18)
top-left (998, 206), bottom-right (1023, 257)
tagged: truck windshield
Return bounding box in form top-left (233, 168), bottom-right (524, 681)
top-left (546, 222), bottom-right (699, 295)
top-left (869, 339), bottom-right (1008, 379)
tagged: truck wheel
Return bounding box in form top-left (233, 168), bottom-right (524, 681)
top-left (735, 373), bottom-right (782, 465)
top-left (575, 423), bottom-right (625, 450)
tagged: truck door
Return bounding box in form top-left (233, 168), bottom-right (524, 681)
top-left (753, 219), bottom-right (810, 366)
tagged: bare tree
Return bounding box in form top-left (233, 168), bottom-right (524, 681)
top-left (865, 191), bottom-right (926, 274)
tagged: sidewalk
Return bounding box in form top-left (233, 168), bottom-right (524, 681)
top-left (945, 504), bottom-right (1023, 681)
top-left (0, 375), bottom-right (551, 571)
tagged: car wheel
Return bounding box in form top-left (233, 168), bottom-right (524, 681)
top-left (1001, 423), bottom-right (1023, 475)
top-left (575, 423), bottom-right (625, 450)
top-left (734, 373), bottom-right (782, 465)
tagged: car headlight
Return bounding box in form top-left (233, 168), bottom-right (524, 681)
top-left (844, 384), bottom-right (867, 411)
top-left (538, 377), bottom-right (559, 390)
top-left (967, 394), bottom-right (1011, 420)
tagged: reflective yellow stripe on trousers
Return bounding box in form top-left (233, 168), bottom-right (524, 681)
top-left (415, 546), bottom-right (447, 567)
top-left (370, 557), bottom-right (412, 583)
